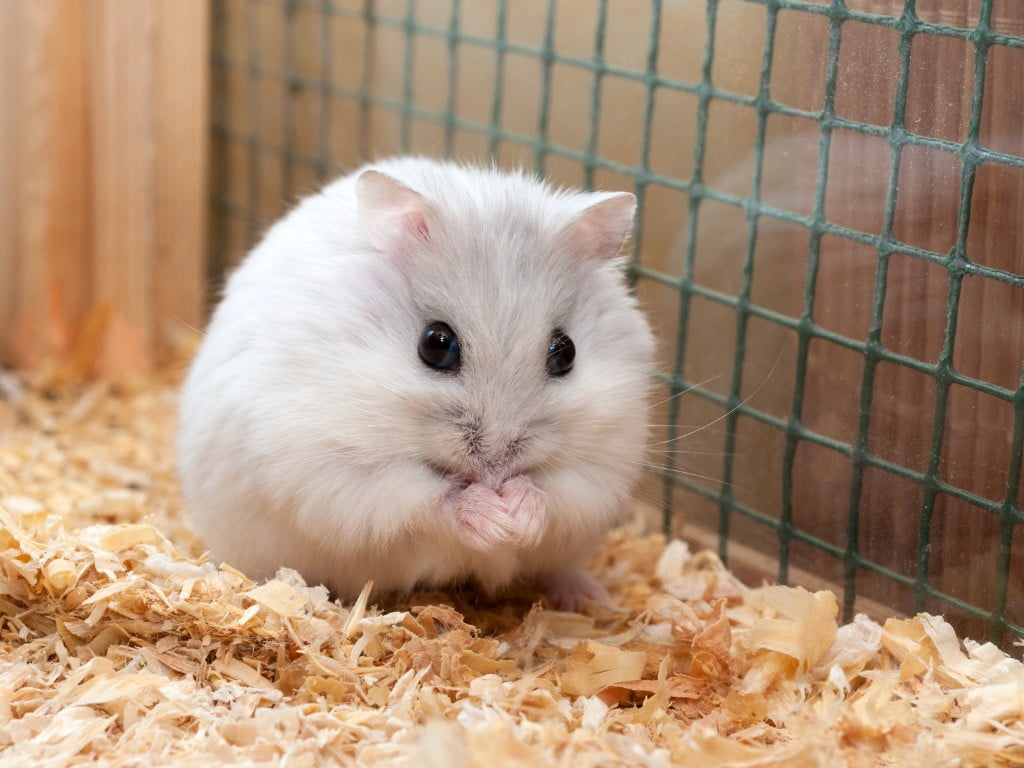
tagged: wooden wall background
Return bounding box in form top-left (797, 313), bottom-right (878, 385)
top-left (0, 1), bottom-right (208, 378)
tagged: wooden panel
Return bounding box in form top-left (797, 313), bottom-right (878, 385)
top-left (0, 1), bottom-right (208, 378)
top-left (0, 1), bottom-right (89, 371)
top-left (0, 2), bottom-right (26, 362)
top-left (89, 1), bottom-right (157, 376)
top-left (154, 0), bottom-right (210, 362)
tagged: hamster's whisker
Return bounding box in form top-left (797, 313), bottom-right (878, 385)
top-left (172, 315), bottom-right (206, 337)
top-left (656, 355), bottom-right (782, 446)
top-left (628, 457), bottom-right (760, 497)
top-left (634, 462), bottom-right (733, 487)
top-left (637, 462), bottom-right (731, 487)
top-left (647, 344), bottom-right (785, 411)
top-left (646, 423), bottom-right (730, 430)
top-left (646, 370), bottom-right (729, 410)
top-left (644, 426), bottom-right (730, 447)
top-left (646, 448), bottom-right (739, 457)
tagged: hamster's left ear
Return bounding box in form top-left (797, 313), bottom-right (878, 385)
top-left (356, 170), bottom-right (432, 253)
top-left (559, 191), bottom-right (637, 260)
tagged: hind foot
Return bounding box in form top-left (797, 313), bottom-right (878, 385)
top-left (544, 567), bottom-right (611, 613)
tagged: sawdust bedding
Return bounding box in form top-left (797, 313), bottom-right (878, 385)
top-left (0, 368), bottom-right (1022, 767)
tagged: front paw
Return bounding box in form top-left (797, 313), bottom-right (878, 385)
top-left (499, 475), bottom-right (547, 548)
top-left (450, 485), bottom-right (515, 552)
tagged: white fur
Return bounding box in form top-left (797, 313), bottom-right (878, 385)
top-left (177, 156), bottom-right (655, 602)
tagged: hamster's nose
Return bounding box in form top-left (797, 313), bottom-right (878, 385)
top-left (460, 420), bottom-right (527, 474)
top-left (459, 417), bottom-right (486, 457)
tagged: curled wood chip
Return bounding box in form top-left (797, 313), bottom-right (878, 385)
top-left (597, 673), bottom-right (708, 707)
top-left (94, 524), bottom-right (160, 551)
top-left (43, 559), bottom-right (77, 591)
top-left (211, 657), bottom-right (272, 689)
top-left (244, 579), bottom-right (308, 618)
top-left (741, 585), bottom-right (839, 688)
top-left (343, 581), bottom-right (373, 638)
top-left (72, 672), bottom-right (169, 706)
top-left (561, 641), bottom-right (647, 696)
top-left (814, 612), bottom-right (883, 678)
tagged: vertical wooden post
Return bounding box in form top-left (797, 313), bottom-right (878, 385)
top-left (0, 1), bottom-right (208, 378)
top-left (154, 1), bottom-right (209, 363)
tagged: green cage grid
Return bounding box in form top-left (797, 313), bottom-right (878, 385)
top-left (210, 0), bottom-right (1024, 645)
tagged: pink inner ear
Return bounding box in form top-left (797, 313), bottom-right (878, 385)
top-left (356, 169), bottom-right (432, 254)
top-left (561, 191), bottom-right (637, 261)
top-left (400, 210), bottom-right (429, 240)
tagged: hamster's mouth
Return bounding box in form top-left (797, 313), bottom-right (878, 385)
top-left (427, 461), bottom-right (476, 488)
top-left (427, 461), bottom-right (533, 490)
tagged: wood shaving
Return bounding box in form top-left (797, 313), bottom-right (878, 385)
top-left (1, 372), bottom-right (1023, 766)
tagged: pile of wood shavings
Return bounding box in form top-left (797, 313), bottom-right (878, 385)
top-left (1, 372), bottom-right (1023, 767)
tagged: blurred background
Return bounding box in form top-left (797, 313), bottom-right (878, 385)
top-left (1, 0), bottom-right (1022, 648)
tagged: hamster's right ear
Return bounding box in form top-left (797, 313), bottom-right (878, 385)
top-left (356, 170), bottom-right (432, 253)
top-left (558, 191), bottom-right (637, 261)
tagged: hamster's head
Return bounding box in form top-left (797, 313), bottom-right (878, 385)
top-left (325, 164), bottom-right (655, 541)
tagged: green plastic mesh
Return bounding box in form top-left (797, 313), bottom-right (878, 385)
top-left (210, 0), bottom-right (1024, 646)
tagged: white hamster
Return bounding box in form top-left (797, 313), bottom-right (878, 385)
top-left (177, 156), bottom-right (655, 609)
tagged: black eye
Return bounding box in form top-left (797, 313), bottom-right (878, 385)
top-left (419, 322), bottom-right (460, 371)
top-left (546, 329), bottom-right (575, 377)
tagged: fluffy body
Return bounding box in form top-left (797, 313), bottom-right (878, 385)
top-left (177, 157), bottom-right (655, 606)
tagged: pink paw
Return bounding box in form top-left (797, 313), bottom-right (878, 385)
top-left (545, 568), bottom-right (611, 613)
top-left (499, 475), bottom-right (548, 548)
top-left (451, 484), bottom-right (515, 552)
